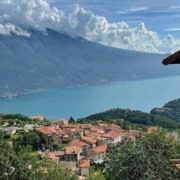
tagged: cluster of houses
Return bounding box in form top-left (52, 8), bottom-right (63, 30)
top-left (1, 116), bottom-right (179, 178)
top-left (35, 119), bottom-right (143, 177)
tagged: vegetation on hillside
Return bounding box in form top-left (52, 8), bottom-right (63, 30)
top-left (0, 113), bottom-right (49, 126)
top-left (79, 108), bottom-right (180, 130)
top-left (105, 130), bottom-right (180, 180)
top-left (0, 131), bottom-right (77, 180)
top-left (151, 98), bottom-right (180, 121)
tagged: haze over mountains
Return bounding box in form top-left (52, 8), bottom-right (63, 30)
top-left (0, 28), bottom-right (180, 98)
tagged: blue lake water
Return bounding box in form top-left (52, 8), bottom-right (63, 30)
top-left (0, 76), bottom-right (180, 119)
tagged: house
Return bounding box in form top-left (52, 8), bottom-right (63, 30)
top-left (70, 127), bottom-right (84, 139)
top-left (81, 136), bottom-right (97, 148)
top-left (88, 144), bottom-right (107, 164)
top-left (53, 119), bottom-right (69, 127)
top-left (64, 146), bottom-right (81, 162)
top-left (102, 131), bottom-right (122, 144)
top-left (69, 139), bottom-right (89, 155)
top-left (29, 115), bottom-right (44, 121)
top-left (79, 160), bottom-right (90, 177)
top-left (48, 151), bottom-right (64, 161)
top-left (24, 124), bottom-right (37, 132)
top-left (2, 126), bottom-right (18, 136)
top-left (36, 127), bottom-right (57, 149)
top-left (36, 126), bottom-right (56, 135)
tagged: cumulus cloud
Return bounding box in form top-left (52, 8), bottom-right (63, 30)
top-left (0, 23), bottom-right (31, 37)
top-left (0, 0), bottom-right (65, 31)
top-left (66, 5), bottom-right (164, 53)
top-left (0, 0), bottom-right (180, 53)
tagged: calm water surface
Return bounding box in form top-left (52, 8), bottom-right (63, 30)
top-left (0, 76), bottom-right (180, 119)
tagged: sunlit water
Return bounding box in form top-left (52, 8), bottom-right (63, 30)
top-left (0, 76), bottom-right (180, 119)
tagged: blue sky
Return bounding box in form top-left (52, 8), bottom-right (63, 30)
top-left (50, 0), bottom-right (180, 38)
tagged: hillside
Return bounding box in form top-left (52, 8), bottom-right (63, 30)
top-left (151, 99), bottom-right (180, 121)
top-left (0, 29), bottom-right (180, 97)
top-left (79, 108), bottom-right (180, 129)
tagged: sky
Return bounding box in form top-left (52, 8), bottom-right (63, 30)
top-left (50, 0), bottom-right (180, 38)
top-left (0, 0), bottom-right (180, 53)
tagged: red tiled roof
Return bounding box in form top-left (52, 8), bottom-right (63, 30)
top-left (98, 123), bottom-right (108, 126)
top-left (80, 124), bottom-right (92, 129)
top-left (48, 151), bottom-right (64, 160)
top-left (86, 132), bottom-right (100, 138)
top-left (81, 136), bottom-right (97, 144)
top-left (36, 127), bottom-right (56, 135)
top-left (79, 160), bottom-right (90, 168)
top-left (70, 139), bottom-right (88, 147)
top-left (90, 127), bottom-right (99, 132)
top-left (65, 146), bottom-right (81, 154)
top-left (102, 131), bottom-right (121, 139)
top-left (91, 144), bottom-right (107, 154)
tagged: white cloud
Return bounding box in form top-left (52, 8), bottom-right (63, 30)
top-left (165, 28), bottom-right (180, 32)
top-left (117, 6), bottom-right (149, 14)
top-left (0, 0), bottom-right (65, 32)
top-left (0, 23), bottom-right (31, 37)
top-left (129, 6), bottom-right (149, 12)
top-left (67, 6), bottom-right (164, 53)
top-left (0, 0), bottom-right (180, 53)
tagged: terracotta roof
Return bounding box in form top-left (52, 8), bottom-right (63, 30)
top-left (48, 151), bottom-right (64, 160)
top-left (80, 124), bottom-right (92, 129)
top-left (86, 132), bottom-right (101, 138)
top-left (102, 131), bottom-right (121, 139)
top-left (110, 124), bottom-right (124, 133)
top-left (52, 151), bottom-right (64, 157)
top-left (91, 144), bottom-right (107, 154)
top-left (90, 127), bottom-right (99, 132)
top-left (65, 146), bottom-right (81, 154)
top-left (81, 136), bottom-right (97, 144)
top-left (36, 127), bottom-right (56, 135)
top-left (48, 152), bottom-right (59, 161)
top-left (70, 139), bottom-right (88, 147)
top-left (79, 160), bottom-right (90, 168)
top-left (98, 123), bottom-right (108, 128)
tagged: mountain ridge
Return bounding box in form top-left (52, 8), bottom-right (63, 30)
top-left (0, 29), bottom-right (179, 98)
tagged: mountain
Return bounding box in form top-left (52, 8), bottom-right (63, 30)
top-left (78, 108), bottom-right (180, 130)
top-left (151, 99), bottom-right (180, 121)
top-left (0, 29), bottom-right (180, 97)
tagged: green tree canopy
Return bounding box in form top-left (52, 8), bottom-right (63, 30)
top-left (105, 130), bottom-right (180, 180)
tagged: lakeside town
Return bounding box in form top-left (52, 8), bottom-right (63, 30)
top-left (1, 114), bottom-right (179, 179)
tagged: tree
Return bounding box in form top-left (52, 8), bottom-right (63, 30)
top-left (105, 130), bottom-right (180, 180)
top-left (0, 141), bottom-right (77, 180)
top-left (0, 143), bottom-right (35, 180)
top-left (36, 159), bottom-right (77, 180)
top-left (87, 167), bottom-right (106, 180)
top-left (69, 117), bottom-right (76, 124)
top-left (13, 131), bottom-right (41, 151)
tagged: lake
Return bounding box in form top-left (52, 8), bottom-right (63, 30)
top-left (0, 76), bottom-right (180, 119)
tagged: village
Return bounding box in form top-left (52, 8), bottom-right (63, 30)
top-left (37, 118), bottom-right (144, 177)
top-left (1, 114), bottom-right (179, 179)
top-left (1, 115), bottom-right (144, 178)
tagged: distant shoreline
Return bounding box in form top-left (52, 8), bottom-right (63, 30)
top-left (1, 75), bottom-right (180, 100)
